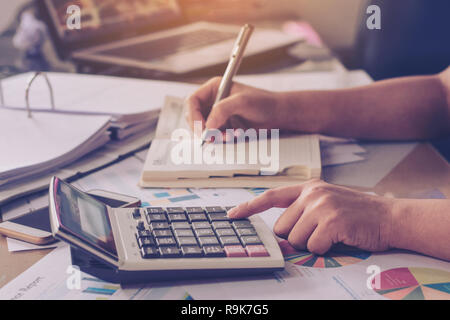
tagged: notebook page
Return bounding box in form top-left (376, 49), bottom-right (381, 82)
top-left (0, 108), bottom-right (111, 179)
top-left (1, 72), bottom-right (199, 119)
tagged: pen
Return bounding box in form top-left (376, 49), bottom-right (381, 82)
top-left (200, 24), bottom-right (254, 146)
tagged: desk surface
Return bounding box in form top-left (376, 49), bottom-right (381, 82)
top-left (1, 142), bottom-right (448, 289)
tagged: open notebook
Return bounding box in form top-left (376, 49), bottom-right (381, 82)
top-left (140, 96), bottom-right (321, 188)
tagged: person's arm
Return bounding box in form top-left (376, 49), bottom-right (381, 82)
top-left (280, 67), bottom-right (450, 140)
top-left (187, 67), bottom-right (450, 140)
top-left (228, 180), bottom-right (450, 261)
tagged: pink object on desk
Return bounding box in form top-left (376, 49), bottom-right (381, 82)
top-left (283, 21), bottom-right (324, 47)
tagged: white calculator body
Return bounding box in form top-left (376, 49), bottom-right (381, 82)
top-left (48, 177), bottom-right (285, 284)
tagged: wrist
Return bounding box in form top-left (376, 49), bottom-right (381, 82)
top-left (389, 199), bottom-right (413, 250)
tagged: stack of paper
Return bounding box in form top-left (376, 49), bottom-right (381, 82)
top-left (1, 72), bottom-right (199, 140)
top-left (0, 108), bottom-right (111, 186)
top-left (140, 97), bottom-right (321, 188)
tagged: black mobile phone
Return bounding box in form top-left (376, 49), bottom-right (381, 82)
top-left (0, 189), bottom-right (141, 245)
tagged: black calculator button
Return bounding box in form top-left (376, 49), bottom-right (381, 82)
top-left (141, 246), bottom-right (159, 258)
top-left (155, 237), bottom-right (177, 246)
top-left (136, 221), bottom-right (145, 231)
top-left (186, 207), bottom-right (204, 214)
top-left (187, 213), bottom-right (208, 222)
top-left (171, 222), bottom-right (191, 229)
top-left (153, 229), bottom-right (173, 237)
top-left (236, 228), bottom-right (257, 237)
top-left (215, 228), bottom-right (236, 237)
top-left (132, 209), bottom-right (141, 219)
top-left (181, 245), bottom-right (203, 257)
top-left (240, 235), bottom-right (263, 246)
top-left (147, 213), bottom-right (167, 223)
top-left (198, 237), bottom-right (220, 246)
top-left (232, 220), bottom-right (253, 229)
top-left (212, 221), bottom-right (231, 229)
top-left (138, 236), bottom-right (155, 248)
top-left (194, 228), bottom-right (215, 237)
top-left (208, 212), bottom-right (230, 222)
top-left (192, 221), bottom-right (211, 229)
top-left (137, 230), bottom-right (152, 238)
top-left (219, 236), bottom-right (241, 246)
top-left (159, 246), bottom-right (181, 258)
top-left (203, 245), bottom-right (226, 257)
top-left (150, 222), bottom-right (170, 230)
top-left (205, 206), bottom-right (226, 213)
top-left (166, 207), bottom-right (185, 214)
top-left (168, 213), bottom-right (187, 222)
top-left (174, 229), bottom-right (194, 237)
top-left (177, 237), bottom-right (198, 246)
top-left (146, 207), bottom-right (166, 214)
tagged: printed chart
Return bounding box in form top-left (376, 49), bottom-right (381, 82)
top-left (372, 267), bottom-right (450, 300)
top-left (141, 189), bottom-right (200, 207)
top-left (279, 240), bottom-right (371, 268)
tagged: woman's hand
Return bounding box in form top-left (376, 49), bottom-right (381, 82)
top-left (186, 77), bottom-right (289, 132)
top-left (228, 180), bottom-right (395, 255)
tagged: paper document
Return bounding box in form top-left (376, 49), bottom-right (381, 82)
top-left (140, 96), bottom-right (321, 188)
top-left (0, 108), bottom-right (111, 186)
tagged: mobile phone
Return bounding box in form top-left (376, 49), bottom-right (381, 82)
top-left (0, 189), bottom-right (141, 245)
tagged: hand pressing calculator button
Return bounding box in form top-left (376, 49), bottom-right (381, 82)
top-left (49, 177), bottom-right (285, 284)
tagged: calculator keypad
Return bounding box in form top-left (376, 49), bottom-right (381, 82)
top-left (135, 206), bottom-right (269, 259)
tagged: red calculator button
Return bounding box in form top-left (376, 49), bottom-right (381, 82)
top-left (224, 245), bottom-right (247, 257)
top-left (245, 245), bottom-right (269, 257)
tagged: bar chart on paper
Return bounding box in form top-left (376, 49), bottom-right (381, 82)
top-left (371, 267), bottom-right (450, 300)
top-left (279, 240), bottom-right (371, 268)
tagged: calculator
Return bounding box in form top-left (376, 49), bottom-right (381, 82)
top-left (48, 177), bottom-right (285, 284)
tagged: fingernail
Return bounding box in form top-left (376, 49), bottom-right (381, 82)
top-left (227, 208), bottom-right (238, 218)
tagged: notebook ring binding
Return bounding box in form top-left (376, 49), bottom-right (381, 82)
top-left (25, 72), bottom-right (56, 118)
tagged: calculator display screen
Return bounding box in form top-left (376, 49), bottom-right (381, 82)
top-left (53, 179), bottom-right (117, 258)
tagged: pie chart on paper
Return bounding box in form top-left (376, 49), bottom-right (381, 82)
top-left (278, 240), bottom-right (371, 268)
top-left (372, 267), bottom-right (450, 300)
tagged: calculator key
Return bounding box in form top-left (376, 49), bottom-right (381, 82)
top-left (224, 245), bottom-right (247, 257)
top-left (208, 212), bottom-right (230, 222)
top-left (137, 236), bottom-right (155, 248)
top-left (194, 228), bottom-right (215, 237)
top-left (153, 229), bottom-right (173, 237)
top-left (159, 246), bottom-right (181, 258)
top-left (198, 237), bottom-right (220, 246)
top-left (205, 206), bottom-right (226, 213)
top-left (215, 228), bottom-right (236, 237)
top-left (225, 206), bottom-right (235, 211)
top-left (155, 237), bottom-right (177, 246)
top-left (137, 229), bottom-right (152, 237)
top-left (146, 207), bottom-right (166, 214)
top-left (132, 209), bottom-right (141, 219)
top-left (212, 221), bottom-right (231, 229)
top-left (168, 213), bottom-right (187, 222)
top-left (141, 246), bottom-right (159, 258)
top-left (192, 221), bottom-right (211, 229)
top-left (236, 228), bottom-right (257, 237)
top-left (174, 229), bottom-right (194, 237)
top-left (240, 236), bottom-right (263, 246)
top-left (219, 236), bottom-right (241, 246)
top-left (166, 207), bottom-right (185, 214)
top-left (186, 207), bottom-right (204, 214)
top-left (245, 245), bottom-right (269, 257)
top-left (171, 222), bottom-right (191, 229)
top-left (232, 220), bottom-right (253, 229)
top-left (187, 213), bottom-right (208, 222)
top-left (147, 213), bottom-right (167, 223)
top-left (181, 245), bottom-right (203, 257)
top-left (136, 221), bottom-right (145, 231)
top-left (203, 245), bottom-right (226, 257)
top-left (177, 237), bottom-right (198, 246)
top-left (150, 222), bottom-right (170, 230)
